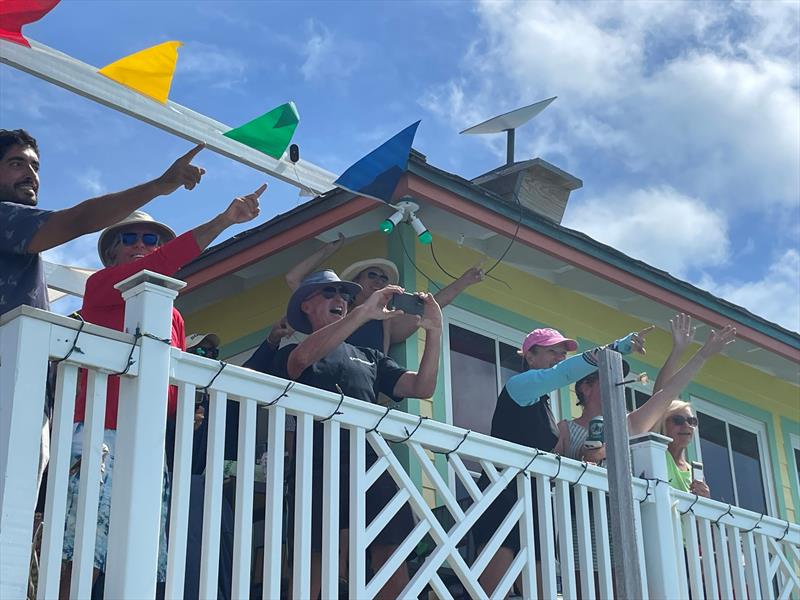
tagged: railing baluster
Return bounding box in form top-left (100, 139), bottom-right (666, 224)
top-left (574, 484), bottom-right (596, 600)
top-left (292, 412), bottom-right (314, 599)
top-left (37, 363), bottom-right (79, 600)
top-left (742, 529), bottom-right (763, 600)
top-left (349, 426), bottom-right (367, 599)
top-left (518, 471), bottom-right (539, 600)
top-left (591, 489), bottom-right (613, 600)
top-left (536, 475), bottom-right (558, 599)
top-left (699, 517), bottom-right (719, 599)
top-left (682, 511), bottom-right (703, 598)
top-left (199, 390), bottom-right (226, 598)
top-left (554, 479), bottom-right (577, 599)
top-left (714, 521), bottom-right (734, 598)
top-left (71, 370), bottom-right (108, 599)
top-left (321, 419), bottom-right (341, 599)
top-left (632, 496), bottom-right (649, 599)
top-left (728, 526), bottom-right (748, 600)
top-left (231, 397), bottom-right (256, 600)
top-left (261, 405), bottom-right (285, 599)
top-left (671, 502), bottom-right (690, 600)
top-left (164, 382), bottom-right (196, 600)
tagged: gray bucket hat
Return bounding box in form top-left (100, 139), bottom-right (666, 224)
top-left (286, 270), bottom-right (362, 334)
top-left (97, 210), bottom-right (176, 267)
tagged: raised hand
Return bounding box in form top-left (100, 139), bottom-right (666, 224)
top-left (458, 266), bottom-right (485, 286)
top-left (698, 324), bottom-right (736, 358)
top-left (417, 292), bottom-right (443, 332)
top-left (222, 183), bottom-right (266, 225)
top-left (267, 315), bottom-right (294, 346)
top-left (631, 325), bottom-right (656, 354)
top-left (361, 285), bottom-right (405, 321)
top-left (670, 313), bottom-right (696, 353)
top-left (157, 144), bottom-right (206, 194)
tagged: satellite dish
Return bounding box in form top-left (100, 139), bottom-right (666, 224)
top-left (460, 96), bottom-right (556, 165)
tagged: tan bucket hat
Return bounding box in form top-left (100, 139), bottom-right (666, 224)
top-left (340, 258), bottom-right (399, 285)
top-left (97, 210), bottom-right (176, 267)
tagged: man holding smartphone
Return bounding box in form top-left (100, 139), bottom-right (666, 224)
top-left (263, 269), bottom-right (442, 600)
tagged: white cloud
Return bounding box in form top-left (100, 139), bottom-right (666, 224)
top-left (76, 169), bottom-right (106, 196)
top-left (696, 250), bottom-right (800, 333)
top-left (176, 42), bottom-right (249, 89)
top-left (422, 0), bottom-right (800, 208)
top-left (300, 19), bottom-right (362, 83)
top-left (562, 186), bottom-right (730, 278)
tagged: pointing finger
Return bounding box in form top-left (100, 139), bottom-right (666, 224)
top-left (179, 143), bottom-right (205, 163)
top-left (637, 325), bottom-right (656, 337)
top-left (251, 183), bottom-right (268, 198)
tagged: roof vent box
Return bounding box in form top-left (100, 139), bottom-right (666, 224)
top-left (472, 158), bottom-right (582, 224)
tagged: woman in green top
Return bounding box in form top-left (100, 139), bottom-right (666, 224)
top-left (661, 400), bottom-right (710, 496)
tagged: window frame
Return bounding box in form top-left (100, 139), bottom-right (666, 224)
top-left (789, 432), bottom-right (800, 502)
top-left (442, 305), bottom-right (562, 432)
top-left (690, 396), bottom-right (778, 516)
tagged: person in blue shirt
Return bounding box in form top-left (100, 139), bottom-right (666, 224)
top-left (0, 129), bottom-right (205, 317)
top-left (475, 325), bottom-right (651, 598)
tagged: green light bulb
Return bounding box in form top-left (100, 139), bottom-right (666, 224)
top-left (380, 219), bottom-right (395, 234)
top-left (418, 230), bottom-right (433, 244)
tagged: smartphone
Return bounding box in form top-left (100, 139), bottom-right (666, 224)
top-left (388, 292), bottom-right (425, 316)
top-left (691, 460), bottom-right (704, 482)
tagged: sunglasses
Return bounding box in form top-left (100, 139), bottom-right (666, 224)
top-left (365, 270), bottom-right (389, 285)
top-left (669, 415), bottom-right (698, 427)
top-left (312, 286), bottom-right (354, 303)
top-left (191, 346), bottom-right (219, 359)
top-left (120, 232), bottom-right (159, 246)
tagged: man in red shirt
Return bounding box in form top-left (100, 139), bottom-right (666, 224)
top-left (61, 184), bottom-right (266, 596)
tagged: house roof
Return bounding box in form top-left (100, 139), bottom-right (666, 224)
top-left (177, 153), bottom-right (800, 356)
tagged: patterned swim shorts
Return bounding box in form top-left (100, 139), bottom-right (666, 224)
top-left (62, 423), bottom-right (170, 581)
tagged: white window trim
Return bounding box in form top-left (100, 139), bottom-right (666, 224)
top-left (690, 396), bottom-right (778, 516)
top-left (789, 432), bottom-right (800, 500)
top-left (442, 305), bottom-right (562, 428)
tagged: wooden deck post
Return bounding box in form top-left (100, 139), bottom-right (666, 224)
top-left (104, 270), bottom-right (184, 599)
top-left (598, 348), bottom-right (644, 598)
top-left (630, 432), bottom-right (683, 599)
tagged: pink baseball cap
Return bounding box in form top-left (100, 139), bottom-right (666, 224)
top-left (520, 328), bottom-right (578, 355)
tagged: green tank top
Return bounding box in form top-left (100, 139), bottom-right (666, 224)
top-left (666, 451), bottom-right (692, 492)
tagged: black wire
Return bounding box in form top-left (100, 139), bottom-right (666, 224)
top-left (53, 314), bottom-right (86, 365)
top-left (319, 385), bottom-right (345, 422)
top-left (482, 188), bottom-right (524, 277)
top-left (429, 240), bottom-right (459, 280)
top-left (397, 231), bottom-right (442, 292)
top-left (264, 380), bottom-right (295, 407)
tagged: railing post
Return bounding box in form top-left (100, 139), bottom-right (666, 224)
top-left (104, 270), bottom-right (185, 599)
top-left (0, 311), bottom-right (51, 598)
top-left (630, 432), bottom-right (681, 599)
top-left (598, 348), bottom-right (644, 598)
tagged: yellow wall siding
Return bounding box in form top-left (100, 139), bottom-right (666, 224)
top-left (182, 231), bottom-right (799, 518)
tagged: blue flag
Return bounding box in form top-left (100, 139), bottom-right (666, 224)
top-left (334, 121), bottom-right (420, 203)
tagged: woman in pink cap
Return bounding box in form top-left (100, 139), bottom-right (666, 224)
top-left (474, 325), bottom-right (650, 597)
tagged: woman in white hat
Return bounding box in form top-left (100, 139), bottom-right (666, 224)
top-left (284, 233), bottom-right (484, 352)
top-left (61, 184), bottom-right (266, 593)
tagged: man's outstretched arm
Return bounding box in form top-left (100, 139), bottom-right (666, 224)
top-left (27, 145), bottom-right (205, 254)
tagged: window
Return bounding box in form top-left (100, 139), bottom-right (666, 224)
top-left (691, 398), bottom-right (777, 515)
top-left (624, 385), bottom-right (652, 413)
top-left (442, 308), bottom-right (564, 499)
top-left (789, 432), bottom-right (800, 502)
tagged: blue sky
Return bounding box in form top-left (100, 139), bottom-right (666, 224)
top-left (1, 1), bottom-right (798, 331)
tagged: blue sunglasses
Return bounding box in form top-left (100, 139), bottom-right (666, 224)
top-left (120, 232), bottom-right (159, 246)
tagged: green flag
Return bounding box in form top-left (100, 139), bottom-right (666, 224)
top-left (224, 102), bottom-right (299, 159)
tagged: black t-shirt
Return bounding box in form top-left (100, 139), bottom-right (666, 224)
top-left (271, 342), bottom-right (406, 404)
top-left (491, 387), bottom-right (559, 453)
top-left (271, 342), bottom-right (408, 468)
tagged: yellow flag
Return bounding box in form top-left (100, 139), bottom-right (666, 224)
top-left (99, 41), bottom-right (182, 103)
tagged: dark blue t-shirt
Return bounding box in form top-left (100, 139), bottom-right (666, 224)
top-left (0, 202), bottom-right (53, 315)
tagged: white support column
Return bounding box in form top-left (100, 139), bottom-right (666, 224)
top-left (630, 432), bottom-right (682, 599)
top-left (0, 313), bottom-right (51, 598)
top-left (104, 271), bottom-right (185, 599)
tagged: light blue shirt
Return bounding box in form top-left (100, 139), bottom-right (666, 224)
top-left (505, 333), bottom-right (637, 407)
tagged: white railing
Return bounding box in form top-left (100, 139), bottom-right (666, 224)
top-left (1, 270), bottom-right (798, 599)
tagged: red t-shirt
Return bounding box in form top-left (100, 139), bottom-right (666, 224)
top-left (74, 231), bottom-right (201, 429)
